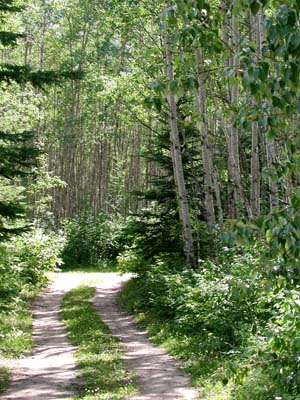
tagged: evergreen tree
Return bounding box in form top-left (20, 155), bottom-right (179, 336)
top-left (0, 0), bottom-right (82, 240)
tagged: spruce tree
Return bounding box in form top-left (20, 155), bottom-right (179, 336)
top-left (0, 0), bottom-right (81, 240)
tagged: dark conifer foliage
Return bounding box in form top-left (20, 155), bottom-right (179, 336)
top-left (0, 64), bottom-right (83, 87)
top-left (0, 0), bottom-right (21, 13)
top-left (0, 131), bottom-right (39, 179)
top-left (0, 0), bottom-right (81, 239)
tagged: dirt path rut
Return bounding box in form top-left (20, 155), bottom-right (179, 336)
top-left (2, 275), bottom-right (84, 399)
top-left (2, 273), bottom-right (199, 400)
top-left (94, 274), bottom-right (198, 400)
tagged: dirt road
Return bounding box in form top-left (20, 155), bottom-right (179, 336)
top-left (2, 272), bottom-right (199, 400)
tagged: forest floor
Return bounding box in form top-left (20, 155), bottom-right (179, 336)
top-left (2, 272), bottom-right (199, 400)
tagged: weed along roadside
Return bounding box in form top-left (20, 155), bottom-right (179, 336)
top-left (0, 230), bottom-right (65, 395)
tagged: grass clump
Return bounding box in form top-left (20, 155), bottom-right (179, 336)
top-left (0, 288), bottom-right (39, 394)
top-left (0, 299), bottom-right (33, 359)
top-left (0, 366), bottom-right (10, 393)
top-left (61, 285), bottom-right (138, 400)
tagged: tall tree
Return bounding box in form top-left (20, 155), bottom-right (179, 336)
top-left (164, 31), bottom-right (196, 268)
top-left (0, 0), bottom-right (81, 237)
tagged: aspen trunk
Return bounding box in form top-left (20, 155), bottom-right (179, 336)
top-left (266, 137), bottom-right (279, 209)
top-left (213, 167), bottom-right (224, 229)
top-left (164, 33), bottom-right (196, 268)
top-left (258, 7), bottom-right (279, 209)
top-left (229, 12), bottom-right (242, 217)
top-left (249, 10), bottom-right (261, 216)
top-left (195, 50), bottom-right (216, 230)
top-left (250, 112), bottom-right (260, 216)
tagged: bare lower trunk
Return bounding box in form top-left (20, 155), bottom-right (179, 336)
top-left (229, 12), bottom-right (243, 217)
top-left (258, 7), bottom-right (279, 209)
top-left (213, 167), bottom-right (224, 229)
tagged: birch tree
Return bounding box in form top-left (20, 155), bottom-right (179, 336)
top-left (164, 32), bottom-right (196, 268)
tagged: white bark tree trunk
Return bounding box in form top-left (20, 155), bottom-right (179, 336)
top-left (258, 7), bottom-right (279, 209)
top-left (195, 50), bottom-right (216, 230)
top-left (164, 33), bottom-right (196, 268)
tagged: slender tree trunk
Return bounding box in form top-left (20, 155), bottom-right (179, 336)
top-left (39, 0), bottom-right (47, 70)
top-left (229, 12), bottom-right (243, 217)
top-left (164, 33), bottom-right (196, 268)
top-left (266, 137), bottom-right (279, 209)
top-left (249, 11), bottom-right (261, 216)
top-left (250, 111), bottom-right (260, 216)
top-left (258, 7), bottom-right (279, 209)
top-left (213, 167), bottom-right (224, 229)
top-left (195, 50), bottom-right (216, 230)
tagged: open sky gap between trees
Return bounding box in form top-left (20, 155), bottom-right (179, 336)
top-left (1, 0), bottom-right (300, 399)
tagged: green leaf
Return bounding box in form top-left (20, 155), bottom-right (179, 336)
top-left (272, 96), bottom-right (283, 108)
top-left (196, 0), bottom-right (205, 8)
top-left (249, 0), bottom-right (260, 16)
top-left (290, 63), bottom-right (299, 85)
top-left (153, 97), bottom-right (162, 112)
top-left (151, 81), bottom-right (160, 91)
top-left (258, 61), bottom-right (269, 81)
top-left (258, 115), bottom-right (269, 128)
top-left (169, 79), bottom-right (180, 92)
top-left (291, 195), bottom-right (300, 208)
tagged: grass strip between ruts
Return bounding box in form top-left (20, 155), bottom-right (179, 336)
top-left (60, 285), bottom-right (138, 400)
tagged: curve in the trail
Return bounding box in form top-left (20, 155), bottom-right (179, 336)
top-left (93, 273), bottom-right (199, 400)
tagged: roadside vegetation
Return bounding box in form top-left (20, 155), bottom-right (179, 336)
top-left (0, 367), bottom-right (10, 393)
top-left (119, 249), bottom-right (284, 400)
top-left (60, 208), bottom-right (300, 400)
top-left (0, 229), bottom-right (65, 393)
top-left (61, 285), bottom-right (138, 400)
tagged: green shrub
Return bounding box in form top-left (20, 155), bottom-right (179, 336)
top-left (118, 208), bottom-right (300, 398)
top-left (117, 247), bottom-right (150, 275)
top-left (119, 249), bottom-right (262, 351)
top-left (13, 229), bottom-right (65, 285)
top-left (0, 228), bottom-right (65, 310)
top-left (61, 212), bottom-right (124, 267)
top-left (232, 287), bottom-right (300, 400)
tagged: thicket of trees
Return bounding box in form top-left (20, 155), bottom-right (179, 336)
top-left (2, 0), bottom-right (300, 398)
top-left (6, 0), bottom-right (297, 262)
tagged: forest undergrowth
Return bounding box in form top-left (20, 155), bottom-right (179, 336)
top-left (0, 229), bottom-right (65, 393)
top-left (1, 212), bottom-right (300, 400)
top-left (61, 212), bottom-right (300, 400)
